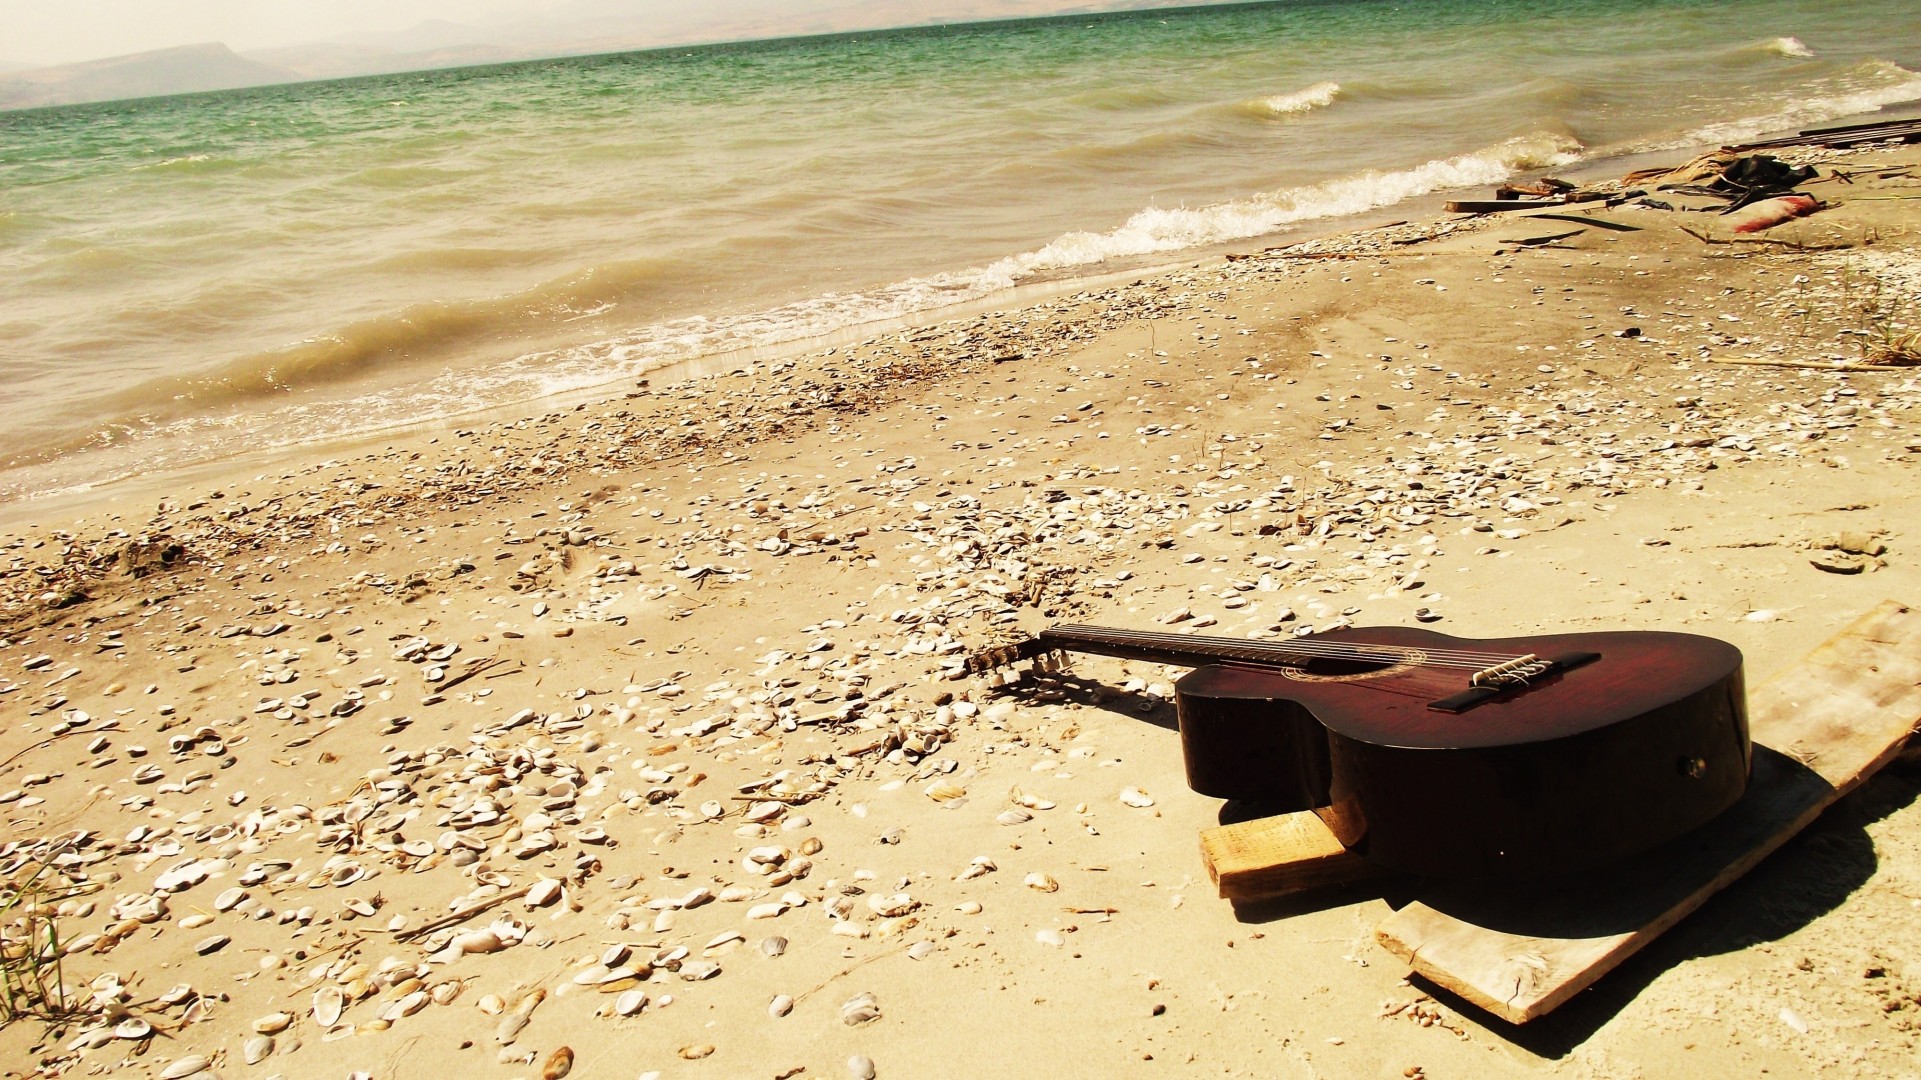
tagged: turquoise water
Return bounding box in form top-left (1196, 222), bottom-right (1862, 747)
top-left (2, 0), bottom-right (1918, 500)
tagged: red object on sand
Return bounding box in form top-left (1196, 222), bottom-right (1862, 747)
top-left (1732, 194), bottom-right (1821, 233)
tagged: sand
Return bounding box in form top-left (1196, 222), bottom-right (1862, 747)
top-left (2, 142), bottom-right (1920, 1080)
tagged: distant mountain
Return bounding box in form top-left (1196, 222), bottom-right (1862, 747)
top-left (0, 42), bottom-right (298, 111)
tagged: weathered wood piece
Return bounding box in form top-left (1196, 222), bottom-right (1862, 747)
top-left (1375, 600), bottom-right (1921, 1024)
top-left (1200, 811), bottom-right (1382, 900)
top-left (1445, 199), bottom-right (1565, 214)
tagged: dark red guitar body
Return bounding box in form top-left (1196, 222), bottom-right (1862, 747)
top-left (1177, 628), bottom-right (1749, 876)
top-left (972, 624), bottom-right (1750, 877)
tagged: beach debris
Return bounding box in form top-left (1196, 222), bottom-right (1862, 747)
top-left (1731, 195), bottom-right (1824, 233)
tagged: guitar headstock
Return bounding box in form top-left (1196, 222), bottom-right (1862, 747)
top-left (963, 637), bottom-right (1079, 687)
top-left (964, 637), bottom-right (1048, 676)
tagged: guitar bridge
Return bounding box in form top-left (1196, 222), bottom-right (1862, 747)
top-left (1427, 650), bottom-right (1601, 713)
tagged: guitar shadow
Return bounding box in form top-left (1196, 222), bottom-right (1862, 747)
top-left (1408, 754), bottom-right (1918, 1058)
top-left (984, 672), bottom-right (1182, 732)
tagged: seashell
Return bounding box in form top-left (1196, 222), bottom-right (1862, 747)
top-left (400, 840), bottom-right (435, 858)
top-left (678, 1044), bottom-right (716, 1060)
top-left (494, 1012), bottom-right (531, 1045)
top-left (345, 897), bottom-right (377, 917)
top-left (244, 1035), bottom-right (274, 1064)
top-left (381, 990), bottom-right (429, 1021)
top-left (214, 887), bottom-right (247, 911)
top-left (614, 989), bottom-right (648, 1016)
top-left (525, 877), bottom-right (563, 908)
top-left (476, 993), bottom-right (505, 1015)
top-left (747, 902), bottom-right (787, 920)
top-left (1024, 872), bottom-right (1060, 893)
top-left (769, 993), bottom-right (795, 1017)
top-left (866, 893), bottom-right (917, 918)
top-left (330, 863), bottom-right (365, 887)
top-left (572, 964), bottom-right (612, 986)
top-left (430, 980), bottom-right (463, 1005)
top-left (923, 780), bottom-right (966, 803)
top-left (601, 943), bottom-right (631, 967)
top-left (542, 1046), bottom-right (575, 1080)
top-left (114, 1018), bottom-right (152, 1040)
top-left (179, 913), bottom-right (214, 930)
top-left (958, 856), bottom-right (997, 880)
top-left (254, 1011), bottom-right (292, 1033)
top-left (158, 1056), bottom-right (209, 1079)
top-left (996, 808), bottom-right (1032, 826)
top-left (451, 929), bottom-right (504, 955)
top-left (760, 936), bottom-right (788, 957)
top-left (848, 1054), bottom-right (878, 1080)
top-left (158, 983), bottom-right (195, 1006)
top-left (195, 933), bottom-right (229, 954)
top-left (1011, 787), bottom-right (1055, 810)
top-left (840, 991), bottom-right (881, 1025)
top-left (313, 985), bottom-right (345, 1027)
top-left (1119, 786), bottom-right (1155, 807)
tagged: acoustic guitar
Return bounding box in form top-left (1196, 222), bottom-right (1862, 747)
top-left (968, 624), bottom-right (1750, 877)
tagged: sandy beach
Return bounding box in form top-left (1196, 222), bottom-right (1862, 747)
top-left (3, 139), bottom-right (1920, 1080)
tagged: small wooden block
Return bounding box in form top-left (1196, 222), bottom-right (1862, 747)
top-left (1375, 600), bottom-right (1921, 1024)
top-left (1201, 811), bottom-right (1381, 900)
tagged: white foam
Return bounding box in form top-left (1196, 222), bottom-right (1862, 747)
top-left (1252, 81), bottom-right (1342, 116)
top-left (992, 132), bottom-right (1582, 275)
top-left (1765, 36), bottom-right (1816, 59)
top-left (1640, 60), bottom-right (1921, 151)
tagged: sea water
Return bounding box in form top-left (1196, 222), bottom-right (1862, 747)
top-left (2, 0), bottom-right (1918, 500)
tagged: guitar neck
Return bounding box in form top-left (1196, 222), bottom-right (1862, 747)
top-left (1036, 624), bottom-right (1320, 669)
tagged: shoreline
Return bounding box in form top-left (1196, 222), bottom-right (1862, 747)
top-left (12, 99), bottom-right (1920, 513)
top-left (1, 137), bottom-right (1919, 1080)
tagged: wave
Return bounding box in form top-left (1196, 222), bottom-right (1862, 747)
top-left (32, 130), bottom-right (1587, 484)
top-left (993, 132), bottom-right (1582, 275)
top-left (1237, 81), bottom-right (1342, 119)
top-left (1761, 36), bottom-right (1816, 59)
top-left (1639, 59), bottom-right (1921, 151)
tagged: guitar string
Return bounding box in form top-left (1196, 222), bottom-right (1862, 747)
top-left (1011, 638), bottom-right (1509, 672)
top-left (1043, 624), bottom-right (1519, 659)
top-left (1038, 626), bottom-right (1527, 669)
top-left (1042, 624), bottom-right (1521, 660)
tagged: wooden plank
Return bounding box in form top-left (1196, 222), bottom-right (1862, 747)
top-left (1445, 199), bottom-right (1565, 214)
top-left (1375, 600), bottom-right (1921, 1024)
top-left (1200, 811), bottom-right (1382, 900)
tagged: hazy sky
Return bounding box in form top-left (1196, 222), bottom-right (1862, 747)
top-left (0, 0), bottom-right (1120, 67)
top-left (1, 0), bottom-right (611, 66)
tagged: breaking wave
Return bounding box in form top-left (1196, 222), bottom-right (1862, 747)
top-left (1643, 60), bottom-right (1921, 150)
top-left (1239, 81), bottom-right (1342, 118)
top-left (994, 132), bottom-right (1582, 274)
top-left (1763, 36), bottom-right (1816, 59)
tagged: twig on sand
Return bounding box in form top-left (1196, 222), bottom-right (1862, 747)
top-left (1709, 357), bottom-right (1909, 371)
top-left (1676, 224), bottom-right (1854, 251)
top-left (394, 885), bottom-right (535, 942)
top-left (792, 941), bottom-right (914, 1004)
